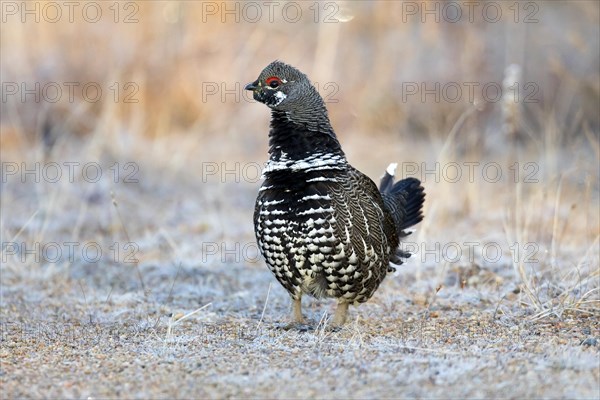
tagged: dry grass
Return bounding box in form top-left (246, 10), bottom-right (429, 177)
top-left (1, 1), bottom-right (599, 398)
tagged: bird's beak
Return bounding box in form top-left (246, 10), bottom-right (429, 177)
top-left (245, 80), bottom-right (259, 91)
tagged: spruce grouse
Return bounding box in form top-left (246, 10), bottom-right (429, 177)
top-left (246, 61), bottom-right (425, 326)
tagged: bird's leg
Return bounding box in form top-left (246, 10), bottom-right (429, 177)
top-left (292, 297), bottom-right (304, 324)
top-left (332, 302), bottom-right (349, 326)
top-left (276, 296), bottom-right (312, 331)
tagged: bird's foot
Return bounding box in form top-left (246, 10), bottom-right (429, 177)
top-left (319, 323), bottom-right (343, 333)
top-left (331, 302), bottom-right (349, 327)
top-left (275, 321), bottom-right (314, 332)
top-left (274, 297), bottom-right (314, 331)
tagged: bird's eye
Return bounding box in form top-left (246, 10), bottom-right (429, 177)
top-left (266, 76), bottom-right (282, 88)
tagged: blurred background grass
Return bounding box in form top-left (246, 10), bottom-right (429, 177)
top-left (2, 1), bottom-right (598, 146)
top-left (1, 1), bottom-right (599, 318)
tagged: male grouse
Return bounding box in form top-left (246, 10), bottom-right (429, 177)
top-left (246, 61), bottom-right (425, 326)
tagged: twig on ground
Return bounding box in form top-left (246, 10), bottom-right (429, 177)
top-left (165, 302), bottom-right (212, 340)
top-left (110, 190), bottom-right (147, 294)
top-left (256, 282), bottom-right (272, 334)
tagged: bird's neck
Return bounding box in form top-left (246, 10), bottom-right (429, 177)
top-left (267, 109), bottom-right (345, 162)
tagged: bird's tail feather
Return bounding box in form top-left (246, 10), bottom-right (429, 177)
top-left (380, 164), bottom-right (425, 268)
top-left (379, 163), bottom-right (425, 236)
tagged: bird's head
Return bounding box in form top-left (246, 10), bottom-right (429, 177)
top-left (245, 61), bottom-right (321, 111)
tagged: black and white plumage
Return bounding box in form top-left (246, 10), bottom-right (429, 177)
top-left (245, 61), bottom-right (425, 326)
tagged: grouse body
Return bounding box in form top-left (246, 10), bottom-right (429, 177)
top-left (246, 61), bottom-right (425, 326)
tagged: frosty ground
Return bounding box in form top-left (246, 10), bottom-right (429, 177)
top-left (2, 1), bottom-right (599, 398)
top-left (1, 136), bottom-right (598, 399)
